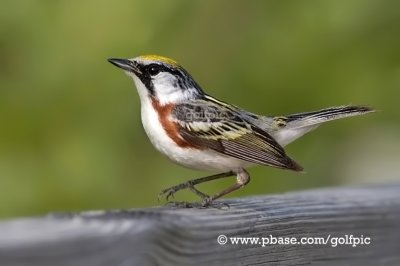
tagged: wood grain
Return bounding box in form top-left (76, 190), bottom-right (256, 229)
top-left (0, 185), bottom-right (399, 266)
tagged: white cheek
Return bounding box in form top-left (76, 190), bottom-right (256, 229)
top-left (152, 73), bottom-right (183, 105)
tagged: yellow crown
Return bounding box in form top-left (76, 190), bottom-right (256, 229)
top-left (138, 55), bottom-right (179, 67)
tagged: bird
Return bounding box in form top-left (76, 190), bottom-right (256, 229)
top-left (108, 55), bottom-right (374, 208)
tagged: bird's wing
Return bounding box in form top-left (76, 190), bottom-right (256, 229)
top-left (171, 98), bottom-right (303, 171)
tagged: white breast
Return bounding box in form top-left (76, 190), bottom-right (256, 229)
top-left (130, 75), bottom-right (249, 172)
top-left (140, 99), bottom-right (248, 172)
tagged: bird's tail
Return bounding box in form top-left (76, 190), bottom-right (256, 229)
top-left (285, 105), bottom-right (374, 128)
top-left (271, 105), bottom-right (374, 146)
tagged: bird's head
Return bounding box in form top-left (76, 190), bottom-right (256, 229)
top-left (108, 55), bottom-right (204, 105)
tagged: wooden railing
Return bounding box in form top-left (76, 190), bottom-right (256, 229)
top-left (0, 184), bottom-right (399, 266)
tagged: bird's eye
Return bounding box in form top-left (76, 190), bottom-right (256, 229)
top-left (148, 64), bottom-right (161, 76)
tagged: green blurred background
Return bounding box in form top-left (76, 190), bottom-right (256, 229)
top-left (1, 0), bottom-right (399, 218)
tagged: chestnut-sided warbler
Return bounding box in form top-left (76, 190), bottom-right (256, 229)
top-left (108, 55), bottom-right (374, 207)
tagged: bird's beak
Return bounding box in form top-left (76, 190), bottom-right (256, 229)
top-left (107, 58), bottom-right (141, 75)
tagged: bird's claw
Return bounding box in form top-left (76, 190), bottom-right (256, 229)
top-left (164, 198), bottom-right (230, 209)
top-left (158, 187), bottom-right (177, 202)
top-left (201, 198), bottom-right (230, 209)
top-left (158, 182), bottom-right (229, 209)
top-left (164, 201), bottom-right (196, 208)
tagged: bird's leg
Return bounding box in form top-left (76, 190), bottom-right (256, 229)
top-left (158, 171), bottom-right (234, 202)
top-left (160, 169), bottom-right (250, 209)
top-left (201, 169), bottom-right (250, 207)
top-left (188, 186), bottom-right (209, 199)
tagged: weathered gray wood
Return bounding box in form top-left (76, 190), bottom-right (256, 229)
top-left (0, 185), bottom-right (399, 266)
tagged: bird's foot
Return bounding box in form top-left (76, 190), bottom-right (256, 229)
top-left (158, 180), bottom-right (207, 202)
top-left (164, 197), bottom-right (229, 209)
top-left (158, 186), bottom-right (179, 202)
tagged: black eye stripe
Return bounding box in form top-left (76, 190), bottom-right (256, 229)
top-left (134, 62), bottom-right (205, 96)
top-left (158, 65), bottom-right (182, 76)
top-left (147, 64), bottom-right (161, 76)
top-left (139, 63), bottom-right (181, 77)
